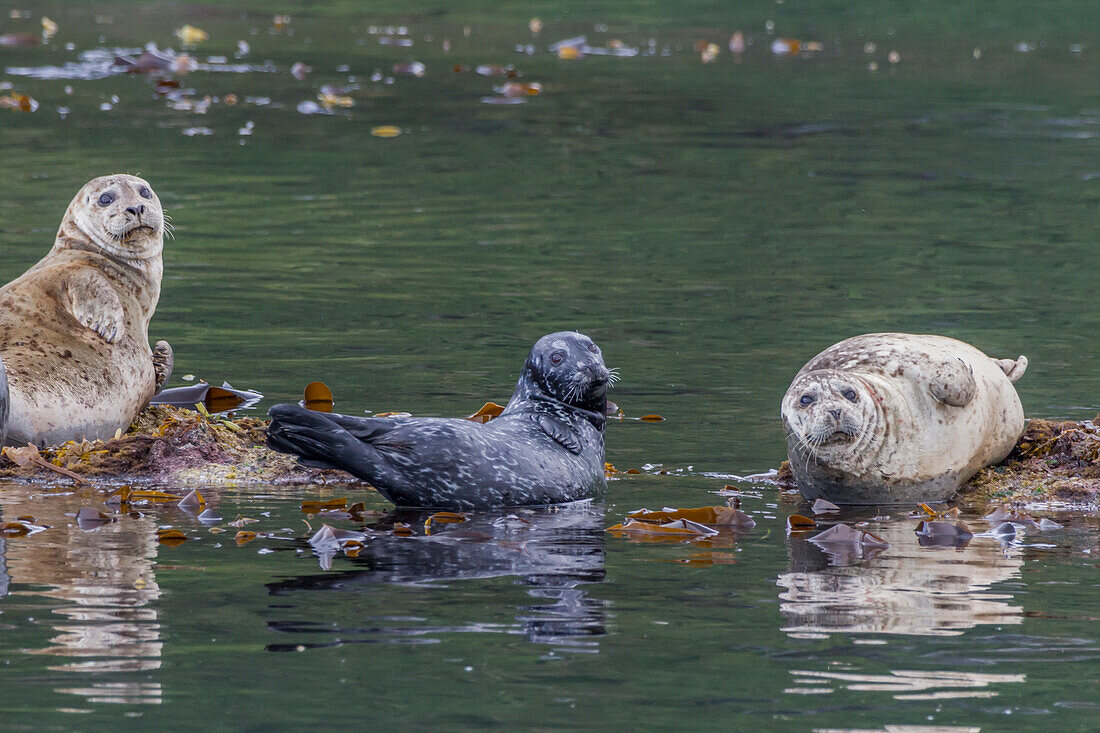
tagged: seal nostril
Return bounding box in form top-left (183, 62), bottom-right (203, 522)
top-left (138, 204), bottom-right (145, 215)
top-left (125, 206), bottom-right (139, 217)
top-left (829, 408), bottom-right (842, 420)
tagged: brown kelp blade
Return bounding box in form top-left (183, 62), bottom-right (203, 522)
top-left (302, 381), bottom-right (334, 412)
top-left (151, 381), bottom-right (262, 412)
top-left (467, 402), bottom-right (505, 423)
top-left (624, 506), bottom-right (755, 529)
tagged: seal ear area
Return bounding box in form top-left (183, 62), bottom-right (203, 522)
top-left (535, 414), bottom-right (582, 454)
top-left (927, 357), bottom-right (976, 407)
top-left (993, 355), bottom-right (1028, 384)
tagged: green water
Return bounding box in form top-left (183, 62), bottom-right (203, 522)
top-left (1, 1), bottom-right (1098, 729)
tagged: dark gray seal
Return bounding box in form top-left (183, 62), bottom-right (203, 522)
top-left (266, 331), bottom-right (614, 509)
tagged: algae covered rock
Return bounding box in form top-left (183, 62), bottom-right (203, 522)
top-left (0, 405), bottom-right (364, 486)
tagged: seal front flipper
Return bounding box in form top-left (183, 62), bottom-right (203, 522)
top-left (927, 357), bottom-right (976, 407)
top-left (66, 268), bottom-right (126, 343)
top-left (152, 340), bottom-right (173, 394)
top-left (993, 355), bottom-right (1028, 384)
top-left (536, 414), bottom-right (582, 454)
top-left (0, 355), bottom-right (9, 447)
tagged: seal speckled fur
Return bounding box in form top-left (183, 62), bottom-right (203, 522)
top-left (781, 333), bottom-right (1027, 505)
top-left (0, 175), bottom-right (170, 447)
top-left (267, 332), bottom-right (613, 509)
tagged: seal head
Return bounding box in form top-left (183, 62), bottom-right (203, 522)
top-left (782, 370), bottom-right (884, 476)
top-left (504, 331), bottom-right (612, 428)
top-left (62, 174), bottom-right (165, 262)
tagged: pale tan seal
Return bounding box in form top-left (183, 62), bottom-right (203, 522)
top-left (781, 333), bottom-right (1027, 505)
top-left (0, 174), bottom-right (172, 447)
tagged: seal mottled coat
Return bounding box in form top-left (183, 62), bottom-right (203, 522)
top-left (0, 174), bottom-right (169, 447)
top-left (781, 333), bottom-right (1027, 505)
top-left (267, 332), bottom-right (615, 509)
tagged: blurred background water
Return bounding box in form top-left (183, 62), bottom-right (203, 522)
top-left (0, 1), bottom-right (1098, 729)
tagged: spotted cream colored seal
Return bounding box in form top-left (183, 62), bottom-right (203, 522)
top-left (0, 174), bottom-right (171, 447)
top-left (781, 333), bottom-right (1027, 505)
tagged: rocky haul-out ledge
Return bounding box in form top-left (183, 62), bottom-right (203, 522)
top-left (2, 408), bottom-right (1099, 507)
top-left (0, 405), bottom-right (365, 486)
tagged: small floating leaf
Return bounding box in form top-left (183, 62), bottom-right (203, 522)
top-left (156, 529), bottom-right (188, 545)
top-left (105, 487), bottom-right (132, 505)
top-left (787, 514), bottom-right (817, 531)
top-left (639, 414), bottom-right (665, 422)
top-left (625, 468), bottom-right (642, 474)
top-left (303, 381), bottom-right (334, 413)
top-left (370, 125), bottom-right (402, 138)
top-left (914, 520), bottom-right (973, 540)
top-left (391, 522), bottom-right (413, 537)
top-left (175, 24), bottom-right (209, 45)
top-left (177, 489), bottom-right (205, 511)
top-left (467, 402), bottom-right (505, 423)
top-left (608, 518), bottom-right (718, 537)
top-left (2, 522), bottom-right (33, 536)
top-left (76, 507), bottom-right (110, 527)
top-left (809, 523), bottom-right (889, 548)
top-left (130, 490), bottom-right (179, 502)
top-left (811, 499), bottom-right (840, 514)
top-left (0, 34), bottom-right (37, 47)
top-left (235, 530), bottom-right (258, 545)
top-left (301, 497), bottom-right (347, 513)
top-left (229, 515), bottom-right (259, 527)
top-left (424, 511), bottom-right (468, 530)
top-left (625, 506), bottom-right (754, 528)
top-left (392, 61), bottom-right (425, 77)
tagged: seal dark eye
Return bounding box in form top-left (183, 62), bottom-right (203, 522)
top-left (842, 389), bottom-right (858, 402)
top-left (138, 186), bottom-right (152, 199)
top-left (97, 192), bottom-right (115, 206)
top-left (586, 343), bottom-right (598, 353)
top-left (799, 394), bottom-right (814, 406)
top-left (550, 352), bottom-right (564, 366)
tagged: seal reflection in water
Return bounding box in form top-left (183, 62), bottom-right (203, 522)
top-left (0, 175), bottom-right (172, 447)
top-left (781, 333), bottom-right (1027, 505)
top-left (267, 332), bottom-right (615, 509)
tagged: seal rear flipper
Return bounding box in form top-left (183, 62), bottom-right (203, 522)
top-left (318, 412), bottom-right (401, 442)
top-left (928, 357), bottom-right (976, 407)
top-left (536, 415), bottom-right (582, 454)
top-left (993, 355), bottom-right (1028, 384)
top-left (151, 340), bottom-right (173, 394)
top-left (267, 403), bottom-right (402, 485)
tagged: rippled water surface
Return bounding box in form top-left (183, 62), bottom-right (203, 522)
top-left (1, 1), bottom-right (1098, 728)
